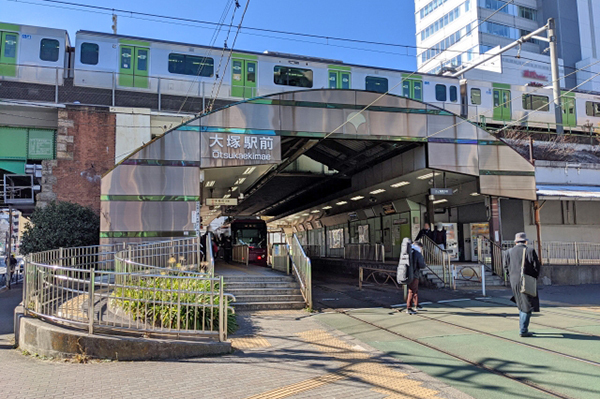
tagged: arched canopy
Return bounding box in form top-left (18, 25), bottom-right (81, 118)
top-left (101, 89), bottom-right (535, 241)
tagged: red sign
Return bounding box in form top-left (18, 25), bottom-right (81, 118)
top-left (523, 70), bottom-right (548, 82)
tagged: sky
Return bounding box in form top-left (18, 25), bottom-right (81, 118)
top-left (2, 0), bottom-right (418, 71)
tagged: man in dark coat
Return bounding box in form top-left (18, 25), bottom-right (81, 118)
top-left (503, 232), bottom-right (541, 337)
top-left (415, 223), bottom-right (434, 242)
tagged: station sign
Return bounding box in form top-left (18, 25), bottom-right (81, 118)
top-left (430, 188), bottom-right (453, 196)
top-left (382, 202), bottom-right (396, 215)
top-left (201, 132), bottom-right (281, 168)
top-left (205, 198), bottom-right (238, 206)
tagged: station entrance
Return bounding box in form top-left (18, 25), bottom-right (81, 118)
top-left (100, 89), bottom-right (537, 309)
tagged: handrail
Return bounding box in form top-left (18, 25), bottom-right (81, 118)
top-left (477, 236), bottom-right (506, 285)
top-left (22, 236), bottom-right (233, 341)
top-left (420, 235), bottom-right (452, 288)
top-left (289, 234), bottom-right (312, 309)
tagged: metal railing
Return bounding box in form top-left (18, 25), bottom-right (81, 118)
top-left (502, 240), bottom-right (600, 266)
top-left (420, 235), bottom-right (452, 288)
top-left (23, 237), bottom-right (234, 342)
top-left (270, 243), bottom-right (290, 274)
top-left (304, 245), bottom-right (324, 259)
top-left (289, 234), bottom-right (312, 309)
top-left (232, 245), bottom-right (249, 266)
top-left (344, 243), bottom-right (385, 262)
top-left (477, 236), bottom-right (507, 285)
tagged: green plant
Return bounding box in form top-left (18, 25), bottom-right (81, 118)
top-left (111, 276), bottom-right (237, 334)
top-left (20, 201), bottom-right (100, 255)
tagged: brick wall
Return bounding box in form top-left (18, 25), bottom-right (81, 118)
top-left (37, 105), bottom-right (116, 214)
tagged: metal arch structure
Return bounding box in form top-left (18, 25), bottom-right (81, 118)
top-left (100, 89), bottom-right (536, 243)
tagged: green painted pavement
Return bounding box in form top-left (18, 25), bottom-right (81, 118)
top-left (316, 312), bottom-right (555, 399)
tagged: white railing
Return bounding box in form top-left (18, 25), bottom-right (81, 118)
top-left (477, 236), bottom-right (507, 285)
top-left (421, 235), bottom-right (453, 288)
top-left (289, 234), bottom-right (312, 309)
top-left (344, 243), bottom-right (385, 262)
top-left (23, 237), bottom-right (234, 341)
top-left (502, 240), bottom-right (600, 266)
top-left (232, 245), bottom-right (249, 266)
top-left (270, 243), bottom-right (290, 274)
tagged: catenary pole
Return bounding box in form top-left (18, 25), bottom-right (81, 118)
top-left (548, 18), bottom-right (564, 134)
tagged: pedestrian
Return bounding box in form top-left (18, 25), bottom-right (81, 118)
top-left (503, 232), bottom-right (541, 337)
top-left (433, 223), bottom-right (447, 250)
top-left (8, 253), bottom-right (17, 289)
top-left (415, 223), bottom-right (434, 242)
top-left (407, 241), bottom-right (426, 314)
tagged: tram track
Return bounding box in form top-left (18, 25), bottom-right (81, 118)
top-left (313, 283), bottom-right (599, 399)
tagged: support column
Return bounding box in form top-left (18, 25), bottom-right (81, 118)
top-left (534, 201), bottom-right (544, 266)
top-left (488, 197), bottom-right (502, 244)
top-left (426, 194), bottom-right (435, 227)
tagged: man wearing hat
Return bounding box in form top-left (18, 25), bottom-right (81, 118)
top-left (503, 232), bottom-right (542, 337)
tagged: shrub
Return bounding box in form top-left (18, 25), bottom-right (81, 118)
top-left (111, 275), bottom-right (237, 334)
top-left (20, 201), bottom-right (99, 255)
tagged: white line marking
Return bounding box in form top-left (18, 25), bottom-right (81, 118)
top-left (437, 298), bottom-right (472, 303)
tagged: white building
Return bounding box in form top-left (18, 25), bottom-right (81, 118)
top-left (414, 0), bottom-right (600, 90)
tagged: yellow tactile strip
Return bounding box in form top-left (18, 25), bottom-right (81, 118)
top-left (230, 336), bottom-right (271, 350)
top-left (243, 330), bottom-right (441, 399)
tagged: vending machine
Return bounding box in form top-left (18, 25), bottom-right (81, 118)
top-left (462, 222), bottom-right (489, 262)
top-left (440, 223), bottom-right (459, 261)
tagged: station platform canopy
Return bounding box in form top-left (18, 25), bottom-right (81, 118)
top-left (100, 89), bottom-right (536, 241)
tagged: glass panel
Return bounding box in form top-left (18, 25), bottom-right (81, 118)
top-left (435, 84), bottom-right (447, 101)
top-left (329, 71), bottom-right (337, 89)
top-left (136, 49), bottom-right (148, 71)
top-left (450, 86), bottom-right (458, 102)
top-left (365, 76), bottom-right (388, 93)
top-left (493, 90), bottom-right (500, 107)
top-left (168, 53), bottom-right (185, 74)
top-left (402, 80), bottom-right (411, 97)
top-left (232, 60), bottom-right (242, 81)
top-left (502, 91), bottom-right (510, 108)
top-left (121, 47), bottom-right (132, 69)
top-left (413, 81), bottom-right (422, 100)
top-left (471, 88), bottom-right (481, 105)
top-left (40, 38), bottom-right (60, 62)
top-left (4, 34), bottom-right (17, 58)
top-left (80, 42), bottom-right (99, 65)
top-left (168, 53), bottom-right (214, 77)
top-left (246, 61), bottom-right (256, 83)
top-left (341, 72), bottom-right (350, 89)
top-left (274, 66), bottom-right (313, 88)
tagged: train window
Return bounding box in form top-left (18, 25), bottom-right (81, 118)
top-left (450, 86), bottom-right (458, 102)
top-left (168, 53), bottom-right (214, 77)
top-left (3, 33), bottom-right (17, 58)
top-left (39, 38), bottom-right (59, 62)
top-left (273, 66), bottom-right (313, 88)
top-left (471, 88), bottom-right (481, 105)
top-left (435, 84), bottom-right (447, 101)
top-left (80, 43), bottom-right (99, 65)
top-left (137, 49), bottom-right (148, 71)
top-left (586, 101), bottom-right (600, 117)
top-left (365, 76), bottom-right (388, 93)
top-left (522, 94), bottom-right (549, 111)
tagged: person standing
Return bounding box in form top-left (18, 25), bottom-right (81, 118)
top-left (433, 223), bottom-right (447, 250)
top-left (415, 223), bottom-right (434, 242)
top-left (406, 242), bottom-right (426, 315)
top-left (503, 232), bottom-right (542, 337)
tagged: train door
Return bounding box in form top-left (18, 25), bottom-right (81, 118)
top-left (401, 76), bottom-right (422, 101)
top-left (231, 55), bottom-right (257, 98)
top-left (119, 45), bottom-right (149, 88)
top-left (561, 92), bottom-right (576, 127)
top-left (0, 30), bottom-right (18, 77)
top-left (328, 67), bottom-right (351, 89)
top-left (492, 86), bottom-right (511, 121)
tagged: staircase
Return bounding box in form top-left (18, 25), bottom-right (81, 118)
top-left (422, 264), bottom-right (505, 288)
top-left (223, 274), bottom-right (306, 311)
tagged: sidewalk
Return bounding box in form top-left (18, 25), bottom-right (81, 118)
top-left (0, 285), bottom-right (471, 399)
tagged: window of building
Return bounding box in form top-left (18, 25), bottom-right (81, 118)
top-left (471, 88), bottom-right (481, 105)
top-left (585, 101), bottom-right (600, 117)
top-left (39, 38), bottom-right (59, 62)
top-left (274, 66), bottom-right (313, 88)
top-left (450, 86), bottom-right (458, 102)
top-left (365, 76), bottom-right (388, 93)
top-left (80, 43), bottom-right (99, 65)
top-left (436, 84), bottom-right (447, 101)
top-left (522, 94), bottom-right (549, 111)
top-left (168, 53), bottom-right (214, 77)
top-left (519, 7), bottom-right (536, 20)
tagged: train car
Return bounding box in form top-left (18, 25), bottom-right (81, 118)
top-left (72, 30), bottom-right (463, 113)
top-left (0, 21), bottom-right (70, 86)
top-left (230, 218), bottom-right (268, 266)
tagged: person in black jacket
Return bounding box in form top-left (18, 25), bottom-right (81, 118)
top-left (503, 232), bottom-right (541, 337)
top-left (406, 242), bottom-right (426, 314)
top-left (415, 223), bottom-right (434, 242)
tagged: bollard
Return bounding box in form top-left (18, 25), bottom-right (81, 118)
top-left (481, 264), bottom-right (486, 297)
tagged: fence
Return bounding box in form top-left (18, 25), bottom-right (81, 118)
top-left (344, 243), bottom-right (385, 262)
top-left (23, 237), bottom-right (233, 341)
top-left (270, 243), bottom-right (290, 274)
top-left (502, 240), bottom-right (600, 266)
top-left (289, 234), bottom-right (312, 309)
top-left (304, 245), bottom-right (324, 259)
top-left (421, 235), bottom-right (452, 287)
top-left (232, 245), bottom-right (249, 266)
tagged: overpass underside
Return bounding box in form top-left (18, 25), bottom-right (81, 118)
top-left (100, 89), bottom-right (536, 242)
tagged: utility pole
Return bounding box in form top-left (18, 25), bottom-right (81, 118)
top-left (548, 18), bottom-right (564, 134)
top-left (112, 14), bottom-right (118, 35)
